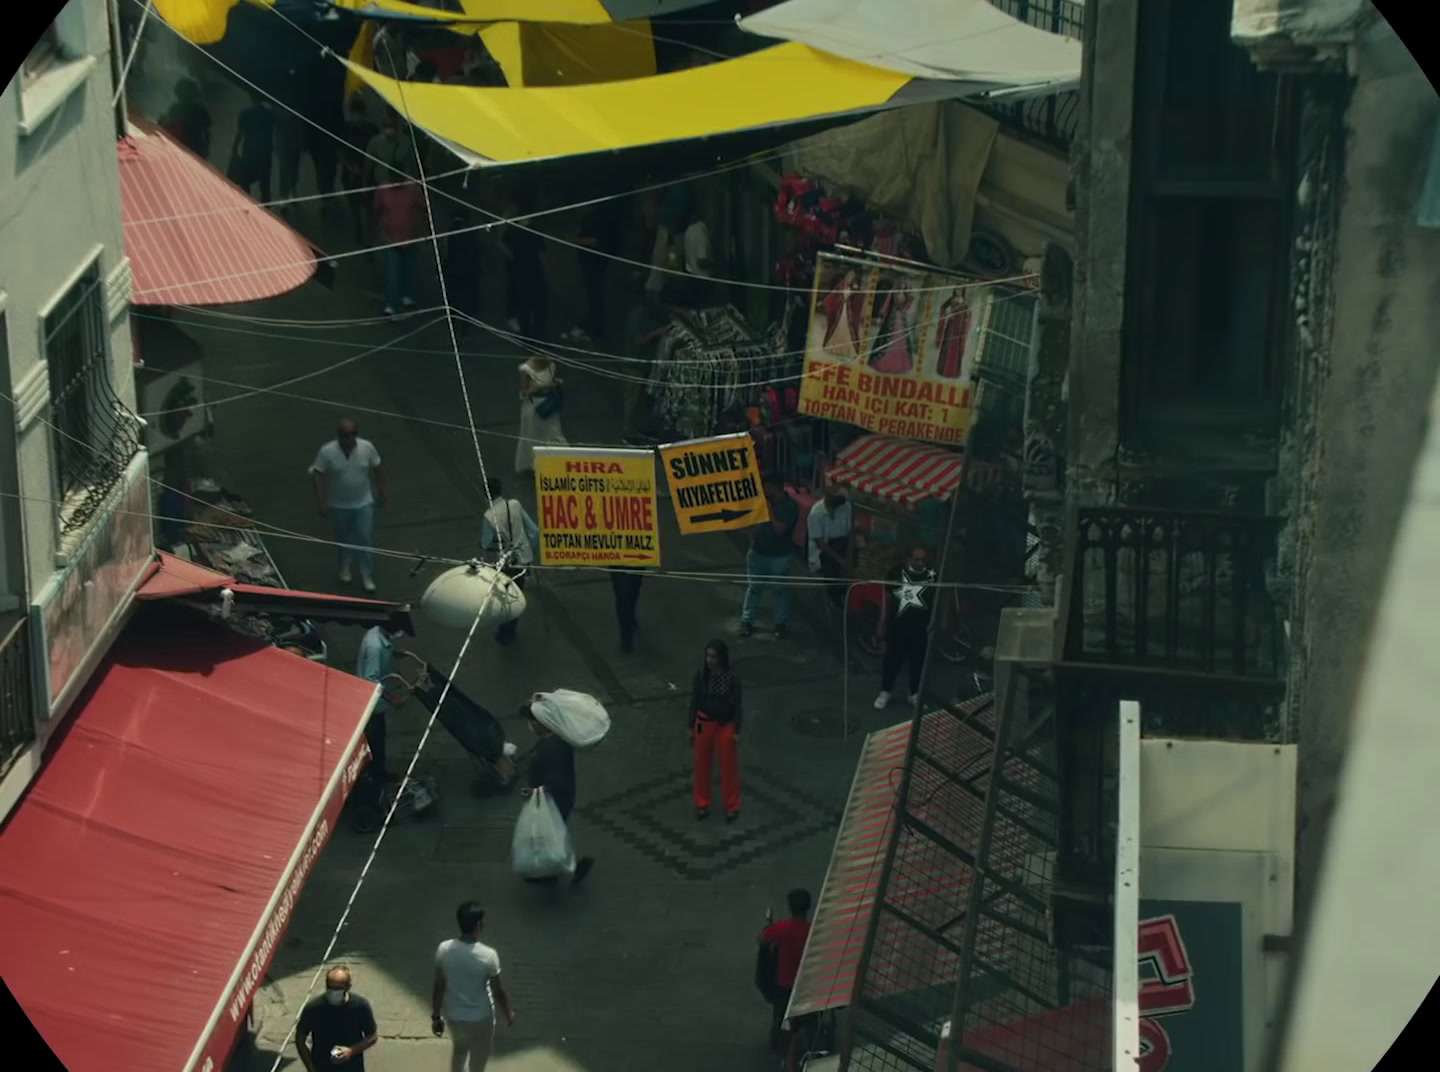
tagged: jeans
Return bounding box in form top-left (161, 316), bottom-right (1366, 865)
top-left (447, 1018), bottom-right (495, 1072)
top-left (383, 247), bottom-right (414, 309)
top-left (331, 503), bottom-right (375, 578)
top-left (742, 550), bottom-right (793, 627)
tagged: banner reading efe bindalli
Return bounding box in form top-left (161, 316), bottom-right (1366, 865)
top-left (799, 252), bottom-right (988, 445)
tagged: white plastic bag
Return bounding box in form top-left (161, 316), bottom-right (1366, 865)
top-left (530, 689), bottom-right (611, 749)
top-left (511, 789), bottom-right (575, 879)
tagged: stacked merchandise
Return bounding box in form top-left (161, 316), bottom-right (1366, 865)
top-left (646, 306), bottom-right (795, 441)
top-left (178, 482), bottom-right (328, 661)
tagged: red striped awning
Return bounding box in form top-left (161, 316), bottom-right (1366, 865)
top-left (118, 120), bottom-right (315, 305)
top-left (825, 434), bottom-right (966, 508)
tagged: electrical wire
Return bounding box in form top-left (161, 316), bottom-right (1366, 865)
top-left (261, 29), bottom-right (515, 1067)
top-left (112, 0), bottom-right (154, 107)
top-left (126, 0), bottom-right (1037, 299)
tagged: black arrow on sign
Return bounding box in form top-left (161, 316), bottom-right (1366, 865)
top-left (691, 508), bottom-right (752, 525)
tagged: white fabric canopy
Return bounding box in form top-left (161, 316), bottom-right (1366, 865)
top-left (739, 0), bottom-right (1082, 90)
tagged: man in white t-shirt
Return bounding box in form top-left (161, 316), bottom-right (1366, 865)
top-left (433, 901), bottom-right (514, 1072)
top-left (310, 417), bottom-right (386, 592)
top-left (808, 487), bottom-right (853, 612)
top-left (480, 477), bottom-right (539, 646)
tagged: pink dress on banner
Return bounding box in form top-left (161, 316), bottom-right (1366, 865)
top-left (869, 291), bottom-right (915, 374)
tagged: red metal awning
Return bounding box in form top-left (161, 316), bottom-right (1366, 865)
top-left (786, 716), bottom-right (912, 1020)
top-left (0, 606), bottom-right (378, 1072)
top-left (118, 119), bottom-right (316, 305)
top-left (825, 435), bottom-right (966, 508)
top-left (788, 697), bottom-right (1013, 1021)
top-left (137, 551), bottom-right (415, 633)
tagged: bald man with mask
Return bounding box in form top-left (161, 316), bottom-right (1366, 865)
top-left (296, 967), bottom-right (379, 1071)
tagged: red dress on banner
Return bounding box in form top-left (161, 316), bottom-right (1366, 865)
top-left (934, 290), bottom-right (973, 380)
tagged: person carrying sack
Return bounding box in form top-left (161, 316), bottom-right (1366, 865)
top-left (690, 639), bottom-right (742, 822)
top-left (519, 701), bottom-right (595, 887)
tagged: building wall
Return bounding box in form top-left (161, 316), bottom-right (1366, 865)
top-left (0, 0), bottom-right (136, 601)
top-left (1280, 14), bottom-right (1440, 905)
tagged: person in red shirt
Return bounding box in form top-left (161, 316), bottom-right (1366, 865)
top-left (759, 888), bottom-right (813, 1054)
top-left (373, 179), bottom-right (427, 315)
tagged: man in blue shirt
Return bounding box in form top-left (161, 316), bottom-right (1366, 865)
top-left (356, 626), bottom-right (404, 780)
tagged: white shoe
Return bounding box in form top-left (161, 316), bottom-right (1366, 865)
top-left (382, 305), bottom-right (396, 317)
top-left (339, 566), bottom-right (352, 584)
top-left (873, 690), bottom-right (891, 710)
top-left (506, 317), bottom-right (521, 332)
top-left (908, 693), bottom-right (920, 706)
top-left (401, 296), bottom-right (415, 308)
top-left (361, 574), bottom-right (376, 593)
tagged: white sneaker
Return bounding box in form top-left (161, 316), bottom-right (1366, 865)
top-left (382, 305), bottom-right (396, 317)
top-left (339, 566), bottom-right (352, 584)
top-left (401, 296), bottom-right (415, 309)
top-left (873, 690), bottom-right (892, 710)
top-left (506, 317), bottom-right (521, 332)
top-left (361, 574), bottom-right (376, 593)
top-left (908, 693), bottom-right (920, 706)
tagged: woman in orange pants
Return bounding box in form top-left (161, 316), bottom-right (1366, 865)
top-left (690, 639), bottom-right (743, 822)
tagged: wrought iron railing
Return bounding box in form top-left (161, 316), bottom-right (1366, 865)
top-left (977, 1), bottom-right (1085, 149)
top-left (0, 613), bottom-right (38, 781)
top-left (1063, 506), bottom-right (1285, 680)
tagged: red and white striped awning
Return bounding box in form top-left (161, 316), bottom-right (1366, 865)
top-left (118, 119), bottom-right (315, 305)
top-left (825, 434), bottom-right (966, 508)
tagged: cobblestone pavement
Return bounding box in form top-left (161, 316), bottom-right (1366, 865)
top-left (176, 167), bottom-right (906, 1072)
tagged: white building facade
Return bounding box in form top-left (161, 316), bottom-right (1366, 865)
top-left (0, 0), bottom-right (149, 818)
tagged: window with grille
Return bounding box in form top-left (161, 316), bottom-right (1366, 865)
top-left (43, 265), bottom-right (140, 536)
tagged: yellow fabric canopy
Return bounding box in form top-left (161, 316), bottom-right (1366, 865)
top-left (477, 21), bottom-right (655, 87)
top-left (343, 42), bottom-right (918, 166)
top-left (348, 0), bottom-right (612, 24)
top-left (152, 0), bottom-right (271, 46)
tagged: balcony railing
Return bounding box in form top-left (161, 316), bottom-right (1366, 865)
top-left (1, 613), bottom-right (38, 780)
top-left (1063, 506), bottom-right (1285, 680)
top-left (977, 1), bottom-right (1086, 149)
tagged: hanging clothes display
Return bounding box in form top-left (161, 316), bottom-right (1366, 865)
top-left (647, 306), bottom-right (795, 441)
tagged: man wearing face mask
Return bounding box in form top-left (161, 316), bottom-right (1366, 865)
top-left (296, 967), bottom-right (379, 1071)
top-left (874, 544), bottom-right (938, 709)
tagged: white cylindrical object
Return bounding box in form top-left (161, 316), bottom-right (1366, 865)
top-left (420, 563), bottom-right (526, 629)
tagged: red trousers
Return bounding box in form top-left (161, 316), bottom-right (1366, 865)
top-left (693, 718), bottom-right (741, 813)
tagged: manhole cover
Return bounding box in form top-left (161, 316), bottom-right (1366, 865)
top-left (791, 709), bottom-right (847, 738)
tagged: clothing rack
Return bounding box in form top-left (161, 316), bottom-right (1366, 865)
top-left (646, 305), bottom-right (795, 441)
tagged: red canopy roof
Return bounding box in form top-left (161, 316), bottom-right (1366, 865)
top-left (0, 607), bottom-right (377, 1072)
top-left (118, 120), bottom-right (316, 305)
top-left (137, 551), bottom-right (415, 633)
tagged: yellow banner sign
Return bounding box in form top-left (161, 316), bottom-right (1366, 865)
top-left (798, 252), bottom-right (988, 446)
top-left (533, 447), bottom-right (661, 567)
top-left (659, 433), bottom-right (770, 535)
